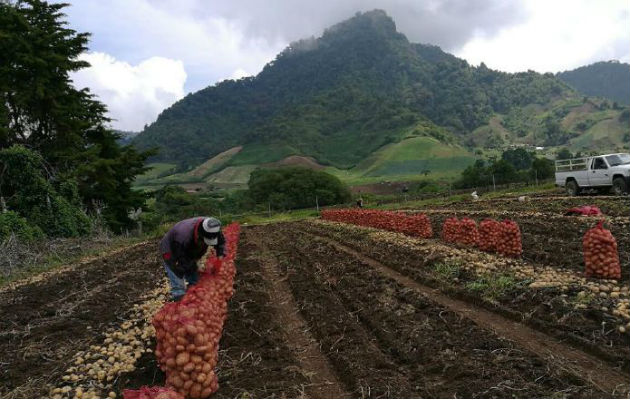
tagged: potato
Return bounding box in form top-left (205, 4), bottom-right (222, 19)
top-left (171, 375), bottom-right (184, 389)
top-left (175, 351), bottom-right (190, 366)
top-left (190, 383), bottom-right (202, 398)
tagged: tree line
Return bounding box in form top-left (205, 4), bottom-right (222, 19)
top-left (139, 167), bottom-right (351, 230)
top-left (454, 148), bottom-right (554, 189)
top-left (0, 0), bottom-right (153, 240)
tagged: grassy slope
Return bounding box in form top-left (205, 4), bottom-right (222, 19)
top-left (227, 144), bottom-right (300, 166)
top-left (326, 136), bottom-right (475, 185)
top-left (469, 97), bottom-right (629, 153)
top-left (188, 146), bottom-right (243, 178)
top-left (133, 98), bottom-right (626, 191)
top-left (205, 165), bottom-right (258, 186)
top-left (135, 163), bottom-right (177, 183)
top-left (570, 116), bottom-right (629, 150)
top-left (135, 137), bottom-right (477, 189)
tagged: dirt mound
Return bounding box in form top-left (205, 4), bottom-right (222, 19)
top-left (266, 155), bottom-right (324, 170)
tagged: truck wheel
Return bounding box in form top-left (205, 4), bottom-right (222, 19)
top-left (612, 177), bottom-right (628, 196)
top-left (566, 180), bottom-right (580, 196)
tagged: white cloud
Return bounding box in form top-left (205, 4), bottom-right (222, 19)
top-left (71, 52), bottom-right (187, 131)
top-left (59, 0), bottom-right (284, 93)
top-left (230, 68), bottom-right (251, 80)
top-left (57, 0), bottom-right (629, 130)
top-left (455, 0), bottom-right (630, 72)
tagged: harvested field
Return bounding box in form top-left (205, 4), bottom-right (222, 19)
top-left (401, 209), bottom-right (629, 277)
top-left (1, 193), bottom-right (629, 398)
top-left (405, 194), bottom-right (630, 217)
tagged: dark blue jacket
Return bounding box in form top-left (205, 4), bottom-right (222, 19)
top-left (159, 217), bottom-right (225, 277)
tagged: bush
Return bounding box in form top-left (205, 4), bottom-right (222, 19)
top-left (0, 146), bottom-right (91, 237)
top-left (0, 211), bottom-right (44, 241)
top-left (411, 180), bottom-right (442, 193)
top-left (248, 167), bottom-right (351, 210)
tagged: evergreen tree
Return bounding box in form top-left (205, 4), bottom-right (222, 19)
top-left (0, 0), bottom-right (154, 232)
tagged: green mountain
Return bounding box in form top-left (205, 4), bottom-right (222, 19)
top-left (132, 10), bottom-right (629, 188)
top-left (557, 61), bottom-right (630, 105)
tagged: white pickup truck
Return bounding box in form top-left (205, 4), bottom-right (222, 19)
top-left (555, 153), bottom-right (630, 196)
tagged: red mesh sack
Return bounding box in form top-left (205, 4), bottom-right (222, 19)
top-left (409, 213), bottom-right (433, 238)
top-left (320, 209), bottom-right (433, 238)
top-left (478, 219), bottom-right (501, 252)
top-left (496, 220), bottom-right (522, 258)
top-left (457, 218), bottom-right (479, 246)
top-left (565, 205), bottom-right (603, 216)
top-left (123, 386), bottom-right (184, 399)
top-left (441, 217), bottom-right (460, 243)
top-left (583, 221), bottom-right (621, 279)
top-left (148, 223), bottom-right (240, 398)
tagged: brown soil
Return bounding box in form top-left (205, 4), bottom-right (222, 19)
top-left (311, 232), bottom-right (629, 395)
top-left (253, 223), bottom-right (614, 398)
top-left (211, 240), bottom-right (311, 398)
top-left (266, 156), bottom-right (325, 170)
top-left (299, 220), bottom-right (630, 372)
top-left (416, 195), bottom-right (630, 217)
top-left (246, 232), bottom-right (349, 398)
top-left (4, 217), bottom-right (629, 399)
top-left (0, 242), bottom-right (163, 398)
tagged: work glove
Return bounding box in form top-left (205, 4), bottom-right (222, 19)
top-left (210, 258), bottom-right (223, 276)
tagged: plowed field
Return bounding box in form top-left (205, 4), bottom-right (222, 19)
top-left (1, 195), bottom-right (629, 398)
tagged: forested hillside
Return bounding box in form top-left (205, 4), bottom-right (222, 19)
top-left (557, 61), bottom-right (630, 105)
top-left (132, 10), bottom-right (629, 191)
top-left (132, 11), bottom-right (581, 168)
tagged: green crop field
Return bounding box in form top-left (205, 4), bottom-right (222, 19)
top-left (136, 163), bottom-right (177, 182)
top-left (205, 165), bottom-right (258, 186)
top-left (227, 144), bottom-right (300, 166)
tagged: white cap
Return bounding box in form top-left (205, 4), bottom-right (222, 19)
top-left (202, 217), bottom-right (221, 233)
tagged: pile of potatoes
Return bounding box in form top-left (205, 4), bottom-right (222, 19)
top-left (50, 282), bottom-right (170, 399)
top-left (441, 217), bottom-right (460, 243)
top-left (149, 223), bottom-right (240, 398)
top-left (478, 219), bottom-right (501, 252)
top-left (496, 220), bottom-right (522, 258)
top-left (583, 221), bottom-right (621, 279)
top-left (457, 218), bottom-right (479, 246)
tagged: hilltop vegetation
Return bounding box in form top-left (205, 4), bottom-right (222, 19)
top-left (557, 61), bottom-right (630, 105)
top-left (132, 10), bottom-right (628, 190)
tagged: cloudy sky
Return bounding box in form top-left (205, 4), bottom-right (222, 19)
top-left (61, 0), bottom-right (630, 131)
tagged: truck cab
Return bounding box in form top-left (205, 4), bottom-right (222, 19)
top-left (555, 153), bottom-right (630, 196)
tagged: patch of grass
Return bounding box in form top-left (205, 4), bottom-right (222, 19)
top-left (135, 163), bottom-right (177, 182)
top-left (0, 235), bottom-right (149, 288)
top-left (356, 136), bottom-right (475, 177)
top-left (228, 209), bottom-right (320, 226)
top-left (433, 262), bottom-right (462, 280)
top-left (465, 272), bottom-right (521, 301)
top-left (186, 146), bottom-right (242, 178)
top-left (571, 291), bottom-right (596, 306)
top-left (205, 165), bottom-right (258, 185)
